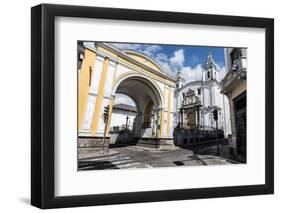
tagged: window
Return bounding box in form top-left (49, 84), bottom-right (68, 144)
top-left (207, 71), bottom-right (210, 79)
top-left (197, 88), bottom-right (201, 95)
top-left (230, 48), bottom-right (241, 64)
top-left (89, 66), bottom-right (92, 86)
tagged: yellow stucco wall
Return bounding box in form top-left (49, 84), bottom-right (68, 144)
top-left (98, 46), bottom-right (175, 87)
top-left (97, 46), bottom-right (117, 58)
top-left (79, 44), bottom-right (175, 139)
top-left (105, 63), bottom-right (118, 135)
top-left (78, 49), bottom-right (96, 130)
top-left (91, 57), bottom-right (109, 135)
top-left (126, 53), bottom-right (162, 73)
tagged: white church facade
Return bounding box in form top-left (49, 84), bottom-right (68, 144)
top-left (173, 52), bottom-right (231, 145)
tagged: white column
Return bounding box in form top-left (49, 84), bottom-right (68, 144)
top-left (169, 88), bottom-right (175, 136)
top-left (203, 113), bottom-right (209, 128)
top-left (162, 86), bottom-right (169, 137)
top-left (211, 86), bottom-right (216, 106)
top-left (203, 87), bottom-right (210, 107)
top-left (228, 95), bottom-right (237, 155)
top-left (89, 55), bottom-right (105, 94)
top-left (104, 60), bottom-right (117, 97)
top-left (95, 60), bottom-right (117, 136)
top-left (81, 55), bottom-right (105, 132)
top-left (81, 93), bottom-right (96, 132)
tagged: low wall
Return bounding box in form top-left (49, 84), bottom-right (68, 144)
top-left (173, 128), bottom-right (225, 146)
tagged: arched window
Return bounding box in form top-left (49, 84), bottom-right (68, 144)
top-left (207, 71), bottom-right (210, 79)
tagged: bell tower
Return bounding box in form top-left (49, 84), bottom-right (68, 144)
top-left (203, 51), bottom-right (219, 82)
top-left (176, 67), bottom-right (185, 89)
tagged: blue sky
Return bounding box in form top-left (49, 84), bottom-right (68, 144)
top-left (109, 42), bottom-right (227, 83)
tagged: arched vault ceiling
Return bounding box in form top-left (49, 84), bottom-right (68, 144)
top-left (116, 78), bottom-right (161, 111)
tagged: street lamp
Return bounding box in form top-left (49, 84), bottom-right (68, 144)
top-left (212, 109), bottom-right (220, 155)
top-left (101, 105), bottom-right (109, 154)
top-left (125, 115), bottom-right (129, 130)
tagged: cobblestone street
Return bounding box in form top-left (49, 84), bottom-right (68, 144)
top-left (78, 143), bottom-right (239, 170)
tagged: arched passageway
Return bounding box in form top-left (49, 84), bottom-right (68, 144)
top-left (111, 76), bottom-right (162, 143)
top-left (78, 42), bottom-right (175, 149)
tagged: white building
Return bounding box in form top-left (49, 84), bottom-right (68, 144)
top-left (174, 52), bottom-right (231, 138)
top-left (221, 48), bottom-right (247, 160)
top-left (110, 103), bottom-right (138, 131)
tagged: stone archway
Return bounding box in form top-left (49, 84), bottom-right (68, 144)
top-left (111, 76), bottom-right (163, 143)
top-left (78, 42), bottom-right (175, 149)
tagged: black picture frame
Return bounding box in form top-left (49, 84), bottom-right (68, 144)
top-left (31, 3), bottom-right (274, 209)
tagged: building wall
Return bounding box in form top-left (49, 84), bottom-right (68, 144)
top-left (78, 49), bottom-right (96, 130)
top-left (231, 80), bottom-right (246, 99)
top-left (110, 109), bottom-right (137, 131)
top-left (222, 47), bottom-right (247, 158)
top-left (78, 42), bottom-right (175, 143)
top-left (174, 80), bottom-right (232, 137)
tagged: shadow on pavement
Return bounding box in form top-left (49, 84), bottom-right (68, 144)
top-left (78, 160), bottom-right (119, 170)
top-left (177, 140), bottom-right (244, 164)
top-left (173, 154), bottom-right (209, 166)
top-left (173, 161), bottom-right (185, 166)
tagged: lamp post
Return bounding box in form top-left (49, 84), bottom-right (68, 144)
top-left (212, 109), bottom-right (220, 155)
top-left (125, 115), bottom-right (129, 130)
top-left (101, 105), bottom-right (109, 154)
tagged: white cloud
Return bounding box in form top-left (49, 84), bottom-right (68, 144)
top-left (218, 65), bottom-right (227, 82)
top-left (155, 49), bottom-right (187, 75)
top-left (109, 43), bottom-right (227, 82)
top-left (141, 45), bottom-right (162, 57)
top-left (155, 53), bottom-right (168, 61)
top-left (109, 43), bottom-right (186, 75)
top-left (160, 62), bottom-right (173, 74)
top-left (190, 54), bottom-right (199, 64)
top-left (110, 43), bottom-right (162, 58)
top-left (110, 43), bottom-right (142, 51)
top-left (181, 64), bottom-right (227, 84)
top-left (169, 49), bottom-right (185, 67)
top-left (214, 62), bottom-right (227, 81)
top-left (155, 53), bottom-right (173, 73)
top-left (182, 64), bottom-right (203, 83)
top-left (181, 63), bottom-right (227, 84)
